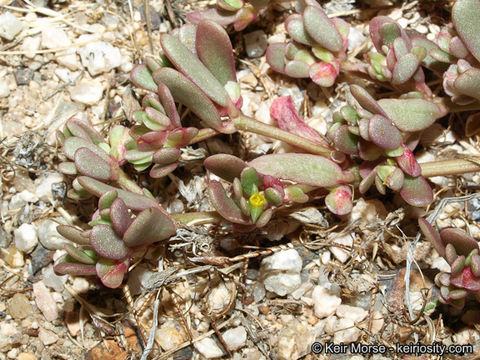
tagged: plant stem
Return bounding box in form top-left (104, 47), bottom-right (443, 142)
top-left (189, 128), bottom-right (218, 144)
top-left (420, 158), bottom-right (480, 178)
top-left (232, 115), bottom-right (332, 157)
top-left (116, 167), bottom-right (144, 195)
top-left (171, 211), bottom-right (222, 226)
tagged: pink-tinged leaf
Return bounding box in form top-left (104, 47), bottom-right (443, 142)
top-left (255, 208), bottom-right (273, 228)
top-left (249, 153), bottom-right (354, 188)
top-left (471, 254), bottom-right (480, 277)
top-left (309, 62), bottom-right (337, 87)
top-left (57, 225), bottom-right (90, 246)
top-left (232, 4), bottom-right (255, 32)
top-left (451, 267), bottom-right (480, 291)
top-left (63, 137), bottom-right (92, 160)
top-left (208, 180), bottom-right (250, 224)
top-left (303, 5), bottom-right (342, 53)
top-left (399, 175), bottom-right (433, 207)
top-left (90, 225), bottom-right (128, 260)
top-left (378, 98), bottom-right (444, 132)
top-left (392, 53), bottom-right (420, 85)
top-left (446, 243), bottom-right (458, 265)
top-left (358, 118), bottom-right (371, 141)
top-left (452, 0), bottom-right (480, 62)
top-left (285, 60), bottom-right (310, 78)
top-left (270, 96), bottom-right (326, 145)
top-left (150, 163), bottom-right (178, 178)
top-left (165, 127), bottom-right (199, 147)
top-left (123, 207), bottom-right (177, 247)
top-left (96, 258), bottom-right (128, 289)
top-left (217, 0), bottom-right (243, 11)
top-left (177, 23), bottom-right (197, 54)
top-left (450, 36), bottom-right (469, 58)
top-left (440, 228), bottom-right (479, 256)
top-left (395, 146), bottom-right (421, 177)
top-left (451, 255), bottom-right (466, 276)
top-left (377, 165), bottom-right (404, 191)
top-left (350, 85), bottom-right (388, 117)
top-left (333, 125), bottom-right (358, 154)
top-left (157, 82), bottom-right (182, 128)
top-left (152, 68), bottom-right (223, 132)
top-left (54, 256), bottom-right (97, 276)
top-left (204, 154), bottom-right (247, 182)
top-left (186, 8), bottom-right (237, 26)
top-left (161, 33), bottom-right (231, 108)
top-left (418, 218), bottom-right (446, 258)
top-left (454, 68), bottom-right (480, 100)
top-left (368, 114), bottom-right (402, 150)
top-left (285, 14), bottom-right (315, 46)
top-left (410, 35), bottom-right (449, 72)
top-left (130, 64), bottom-right (157, 92)
top-left (266, 43), bottom-right (287, 74)
top-left (369, 16), bottom-right (402, 52)
top-left (138, 132), bottom-right (168, 150)
top-left (145, 107), bottom-right (172, 130)
top-left (359, 168), bottom-right (376, 194)
top-left (99, 190), bottom-right (117, 210)
top-left (66, 118), bottom-right (104, 144)
top-left (375, 174), bottom-right (386, 195)
top-left (64, 244), bottom-right (97, 265)
top-left (110, 198), bottom-right (131, 237)
top-left (74, 148), bottom-right (113, 181)
top-left (393, 37), bottom-right (409, 58)
top-left (325, 185), bottom-right (353, 215)
top-left (197, 20), bottom-right (237, 86)
top-left (357, 140), bottom-right (383, 161)
top-left (78, 177), bottom-right (158, 211)
top-left (152, 148), bottom-right (180, 167)
top-left (58, 162), bottom-right (77, 175)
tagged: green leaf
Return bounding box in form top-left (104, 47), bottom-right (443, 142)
top-left (241, 167), bottom-right (259, 196)
top-left (75, 148), bottom-right (114, 181)
top-left (204, 154), bottom-right (247, 182)
top-left (266, 43), bottom-right (287, 74)
top-left (392, 53), bottom-right (420, 85)
top-left (110, 198), bottom-right (132, 237)
top-left (418, 218), bottom-right (445, 258)
top-left (285, 14), bottom-right (315, 46)
top-left (325, 185), bottom-right (353, 215)
top-left (90, 225), bottom-right (128, 260)
top-left (303, 5), bottom-right (342, 53)
top-left (452, 0), bottom-right (480, 62)
top-left (454, 68), bottom-right (480, 100)
top-left (368, 115), bottom-right (402, 150)
top-left (399, 176), bottom-right (433, 207)
top-left (249, 154), bottom-right (354, 187)
top-left (207, 180), bottom-right (250, 224)
top-left (57, 225), bottom-right (90, 246)
top-left (96, 258), bottom-right (129, 289)
top-left (130, 64), bottom-right (157, 92)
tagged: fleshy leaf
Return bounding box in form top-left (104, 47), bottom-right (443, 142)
top-left (152, 148), bottom-right (181, 167)
top-left (122, 207), bottom-right (177, 247)
top-left (54, 256), bottom-right (97, 276)
top-left (265, 188), bottom-right (283, 207)
top-left (75, 148), bottom-right (114, 181)
top-left (157, 82), bottom-right (182, 128)
top-left (96, 258), bottom-right (128, 289)
top-left (451, 267), bottom-right (480, 291)
top-left (161, 33), bottom-right (231, 108)
top-left (66, 118), bottom-right (104, 144)
top-left (130, 64), bottom-right (157, 92)
top-left (186, 8), bottom-right (237, 27)
top-left (217, 0), bottom-right (243, 11)
top-left (78, 177), bottom-right (158, 211)
top-left (177, 23), bottom-right (197, 54)
top-left (204, 154), bottom-right (247, 182)
top-left (256, 208), bottom-right (273, 228)
top-left (440, 228), bottom-right (479, 256)
top-left (196, 20), bottom-right (237, 86)
top-left (378, 98), bottom-right (444, 132)
top-left (392, 53), bottom-right (420, 85)
top-left (285, 14), bottom-right (315, 46)
top-left (350, 85), bottom-right (387, 117)
top-left (99, 190), bottom-right (118, 210)
top-left (57, 225), bottom-right (90, 246)
top-left (90, 225), bottom-right (128, 260)
top-left (303, 5), bottom-right (342, 53)
top-left (368, 115), bottom-right (402, 150)
top-left (399, 175), bottom-right (433, 207)
top-left (325, 185), bottom-right (353, 215)
top-left (395, 147), bottom-right (421, 177)
top-left (309, 62), bottom-right (337, 87)
top-left (418, 218), bottom-right (446, 258)
top-left (153, 68), bottom-right (223, 132)
top-left (285, 60), bottom-right (310, 78)
top-left (110, 198), bottom-right (131, 237)
top-left (333, 125), bottom-right (358, 154)
top-left (249, 154), bottom-right (354, 187)
top-left (58, 162), bottom-right (77, 175)
top-left (241, 167), bottom-right (259, 196)
top-left (207, 180), bottom-right (250, 224)
top-left (266, 43), bottom-right (287, 74)
top-left (454, 68), bottom-right (480, 100)
top-left (270, 96), bottom-right (326, 145)
top-left (64, 244), bottom-right (97, 265)
top-left (150, 163), bottom-right (178, 178)
top-left (452, 0), bottom-right (480, 62)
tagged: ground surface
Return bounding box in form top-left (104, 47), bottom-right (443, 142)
top-left (1, 0), bottom-right (480, 359)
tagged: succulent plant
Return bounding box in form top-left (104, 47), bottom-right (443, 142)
top-left (186, 0), bottom-right (269, 31)
top-left (266, 1), bottom-right (349, 87)
top-left (419, 218), bottom-right (480, 310)
top-left (54, 190), bottom-right (176, 288)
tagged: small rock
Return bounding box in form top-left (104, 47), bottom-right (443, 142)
top-left (329, 233), bottom-right (354, 263)
top-left (41, 27), bottom-right (71, 49)
top-left (69, 80), bottom-right (104, 105)
top-left (14, 68), bottom-right (34, 86)
top-left (42, 265), bottom-right (67, 292)
top-left (336, 304), bottom-right (368, 323)
top-left (0, 322), bottom-right (22, 350)
top-left (72, 277), bottom-right (90, 293)
top-left (29, 245), bottom-right (53, 275)
top-left (291, 282), bottom-right (313, 300)
top-left (333, 318), bottom-right (361, 343)
top-left (85, 339), bottom-right (129, 360)
top-left (7, 293), bottom-right (33, 319)
top-left (37, 219), bottom-right (70, 250)
top-left (194, 337), bottom-right (224, 359)
top-left (14, 223), bottom-right (38, 253)
top-left (155, 320), bottom-right (187, 351)
top-left (127, 264), bottom-right (155, 295)
top-left (38, 328), bottom-right (59, 346)
top-left (0, 78), bottom-right (10, 98)
top-left (4, 246), bottom-right (24, 268)
top-left (207, 283), bottom-right (232, 313)
top-left (7, 349), bottom-right (19, 359)
top-left (277, 320), bottom-right (317, 360)
top-left (34, 172), bottom-right (64, 203)
top-left (311, 286), bottom-right (341, 319)
top-left (244, 30), bottom-right (268, 58)
top-left (77, 36), bottom-right (122, 76)
top-left (350, 198), bottom-right (388, 224)
top-left (0, 12), bottom-right (24, 41)
top-left (222, 326), bottom-right (247, 351)
top-left (32, 281), bottom-right (58, 321)
top-left (260, 249), bottom-right (302, 296)
top-left (65, 311), bottom-right (81, 337)
top-left (18, 352), bottom-right (37, 360)
top-left (370, 311), bottom-right (384, 334)
top-left (21, 36), bottom-right (41, 59)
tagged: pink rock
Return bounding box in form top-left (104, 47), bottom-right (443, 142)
top-left (32, 281), bottom-right (58, 321)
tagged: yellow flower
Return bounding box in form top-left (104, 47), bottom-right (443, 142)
top-left (249, 193), bottom-right (265, 208)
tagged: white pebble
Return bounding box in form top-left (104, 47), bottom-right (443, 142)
top-left (194, 337), bottom-right (224, 359)
top-left (244, 30), bottom-right (268, 58)
top-left (38, 328), bottom-right (59, 346)
top-left (42, 265), bottom-right (67, 292)
top-left (21, 36), bottom-right (41, 59)
top-left (329, 233), bottom-right (354, 263)
top-left (311, 286), bottom-right (341, 319)
top-left (222, 326), bottom-right (247, 351)
top-left (69, 80), bottom-right (104, 105)
top-left (34, 172), bottom-right (64, 203)
top-left (336, 304), bottom-right (368, 323)
top-left (14, 223), bottom-right (38, 253)
top-left (260, 249), bottom-right (302, 296)
top-left (77, 35), bottom-right (122, 76)
top-left (333, 318), bottom-right (361, 343)
top-left (0, 78), bottom-right (10, 98)
top-left (32, 281), bottom-right (58, 321)
top-left (0, 12), bottom-right (24, 41)
top-left (42, 27), bottom-right (71, 49)
top-left (37, 219), bottom-right (70, 250)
